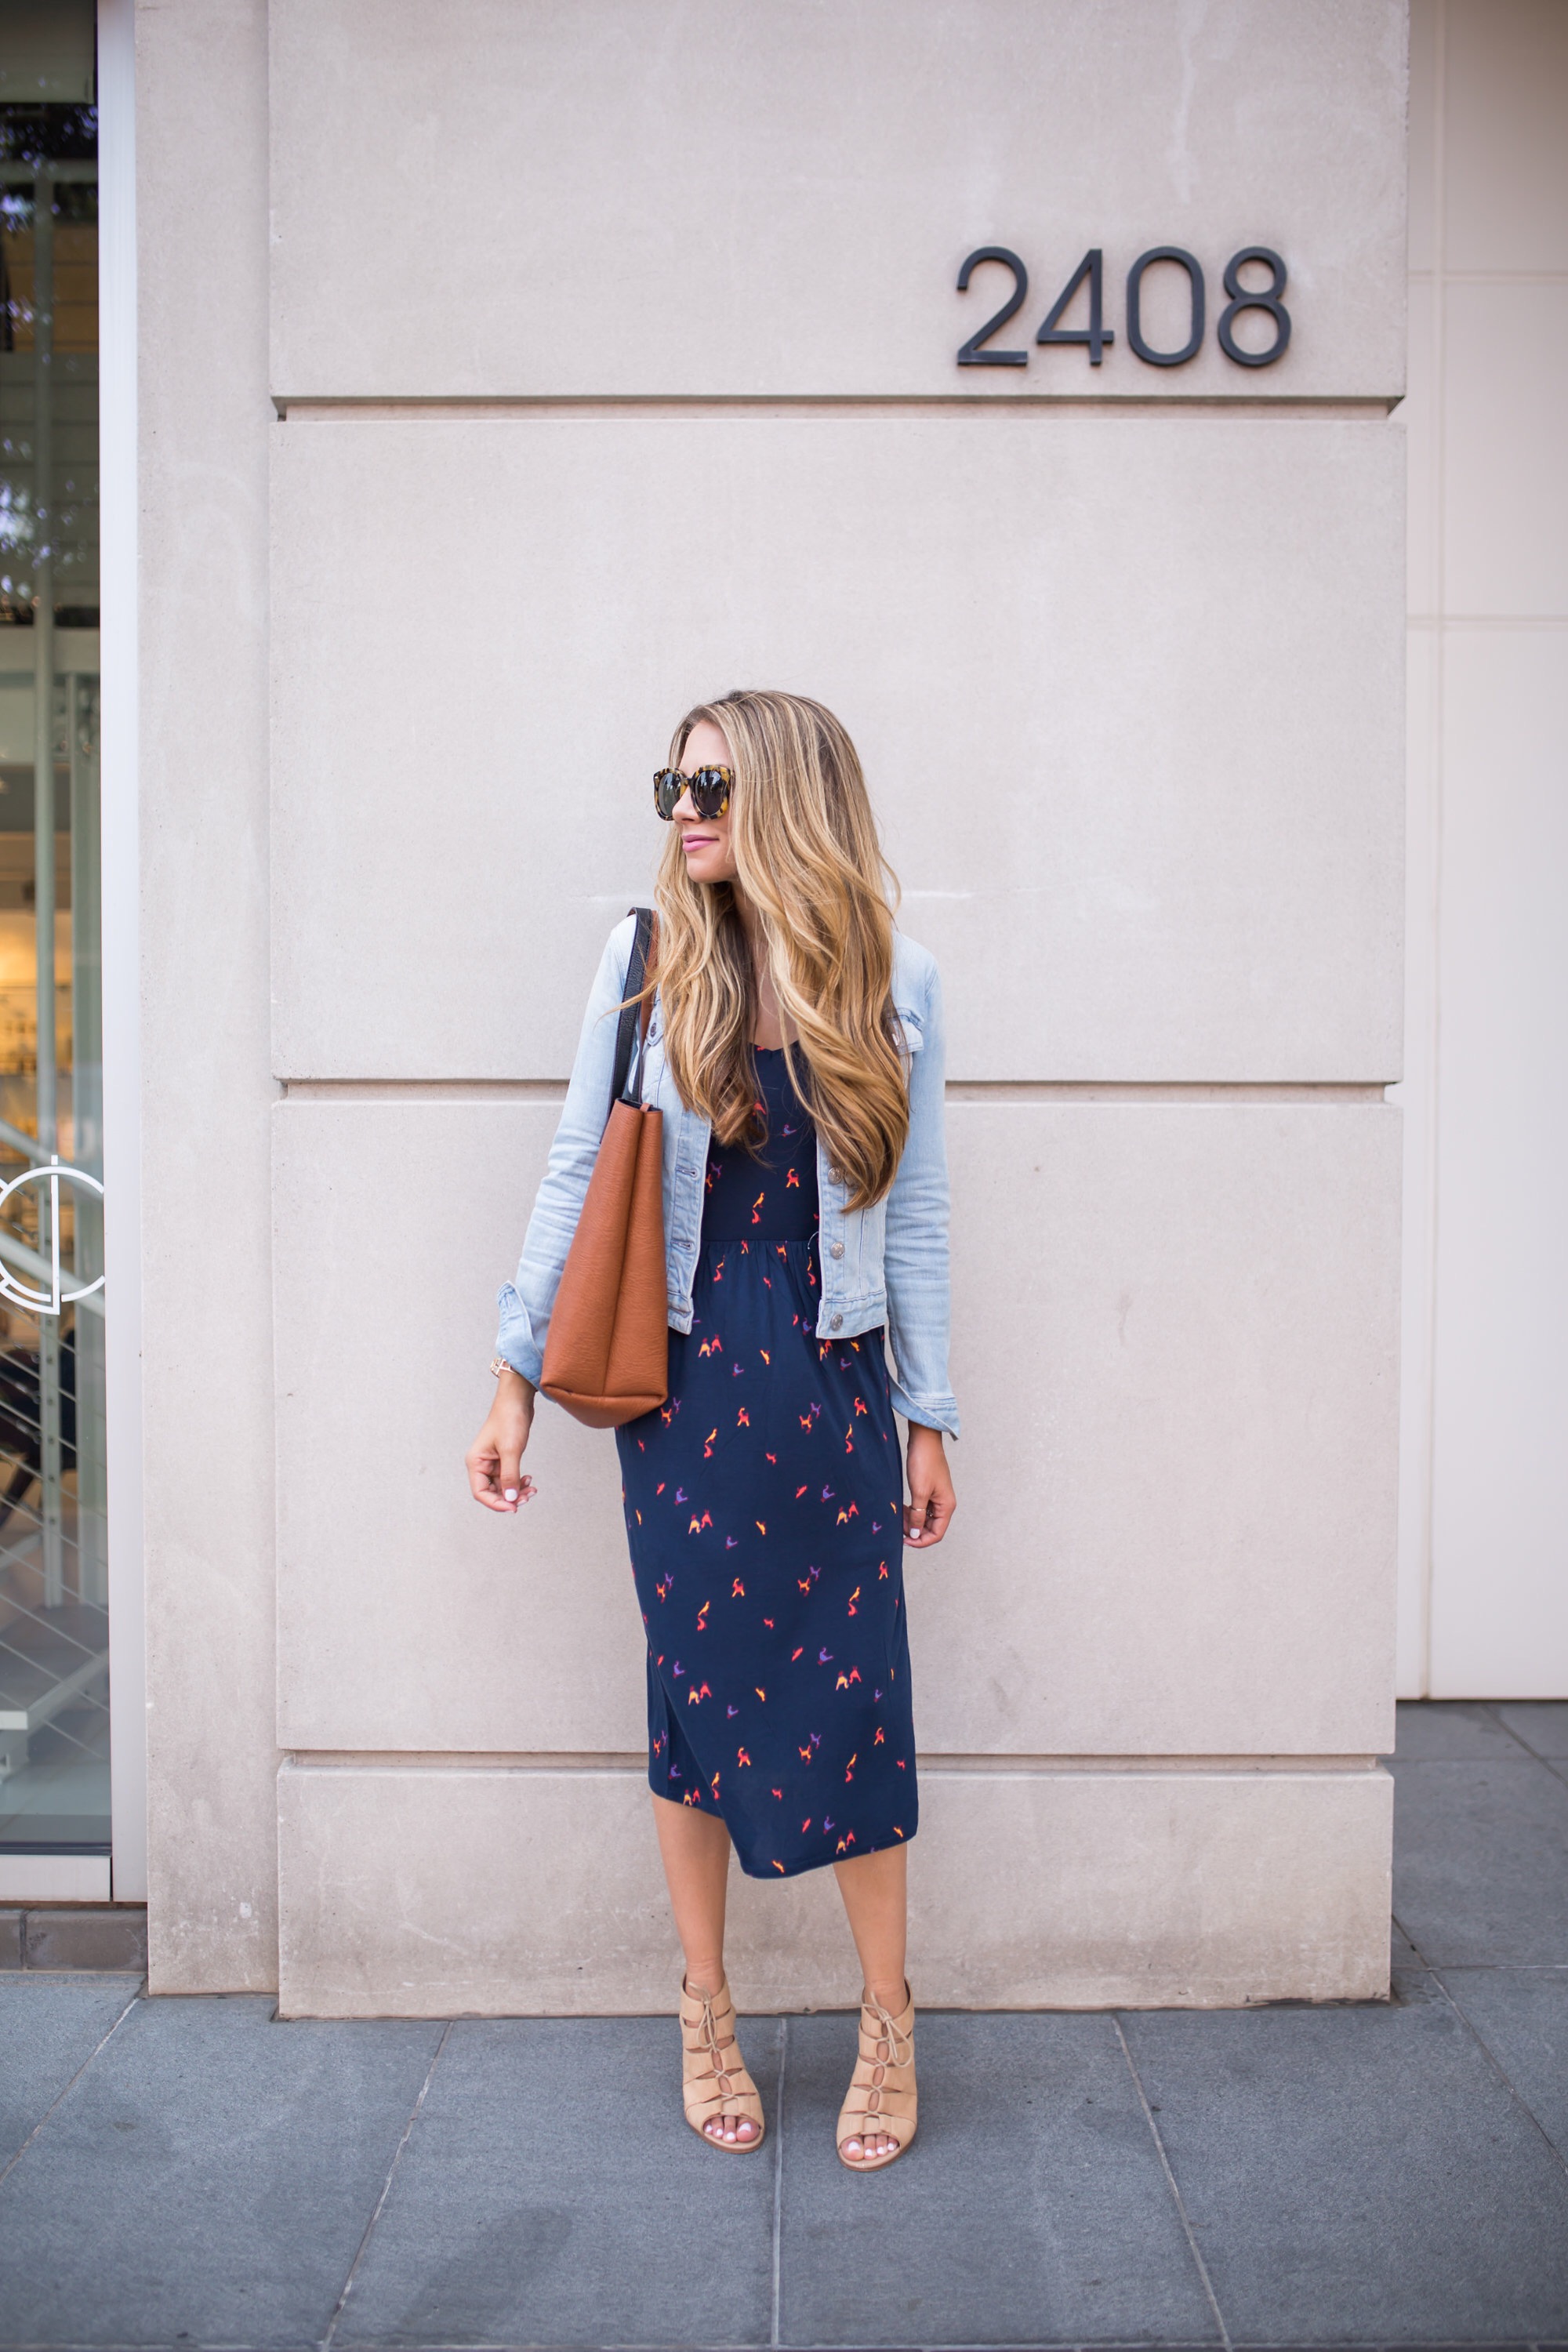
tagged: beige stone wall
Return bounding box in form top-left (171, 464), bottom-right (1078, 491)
top-left (1397, 0), bottom-right (1568, 1698)
top-left (137, 0), bottom-right (279, 1990)
top-left (139, 0), bottom-right (1408, 2004)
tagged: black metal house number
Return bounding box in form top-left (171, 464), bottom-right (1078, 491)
top-left (956, 245), bottom-right (1290, 369)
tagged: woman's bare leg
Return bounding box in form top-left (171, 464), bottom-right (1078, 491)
top-left (833, 1842), bottom-right (909, 2162)
top-left (651, 1792), bottom-right (759, 2143)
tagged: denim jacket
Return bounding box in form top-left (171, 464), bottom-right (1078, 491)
top-left (495, 916), bottom-right (959, 1436)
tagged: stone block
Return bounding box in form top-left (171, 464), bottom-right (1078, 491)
top-left (273, 1094), bottom-right (1399, 1758)
top-left (136, 0), bottom-right (280, 1990)
top-left (1443, 282), bottom-right (1568, 617)
top-left (270, 409), bottom-right (1404, 1083)
top-left (1403, 275), bottom-right (1437, 616)
top-left (24, 1906), bottom-right (149, 1973)
top-left (0, 1910), bottom-right (21, 1969)
top-left (1428, 631), bottom-right (1568, 1698)
top-left (276, 1756), bottom-right (1392, 2015)
top-left (1441, 0), bottom-right (1568, 276)
top-left (1407, 0), bottom-right (1438, 276)
top-left (268, 0), bottom-right (1407, 400)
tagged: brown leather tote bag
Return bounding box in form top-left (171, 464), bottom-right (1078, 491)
top-left (539, 908), bottom-right (669, 1428)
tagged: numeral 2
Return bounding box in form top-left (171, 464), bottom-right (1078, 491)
top-left (955, 247), bottom-right (1029, 367)
top-left (1036, 249), bottom-right (1113, 365)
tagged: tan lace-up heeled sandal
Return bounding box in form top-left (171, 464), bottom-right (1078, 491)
top-left (680, 1976), bottom-right (767, 2153)
top-left (837, 1984), bottom-right (917, 2171)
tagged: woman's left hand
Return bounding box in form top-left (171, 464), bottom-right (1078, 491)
top-left (904, 1424), bottom-right (956, 1548)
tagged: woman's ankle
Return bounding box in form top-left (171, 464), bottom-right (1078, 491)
top-left (863, 1976), bottom-right (909, 2013)
top-left (683, 1959), bottom-right (726, 1998)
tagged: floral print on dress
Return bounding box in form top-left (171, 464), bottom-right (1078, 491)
top-left (616, 1048), bottom-right (918, 1877)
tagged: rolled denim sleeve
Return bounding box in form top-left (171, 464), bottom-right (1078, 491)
top-left (494, 916), bottom-right (636, 1385)
top-left (884, 956), bottom-right (960, 1437)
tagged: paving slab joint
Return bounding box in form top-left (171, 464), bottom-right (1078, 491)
top-left (1113, 2012), bottom-right (1233, 2350)
top-left (321, 2016), bottom-right (453, 2350)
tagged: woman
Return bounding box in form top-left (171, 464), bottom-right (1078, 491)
top-left (466, 691), bottom-right (957, 2172)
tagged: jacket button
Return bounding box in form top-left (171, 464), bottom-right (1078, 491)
top-left (830, 1312), bottom-right (843, 1330)
top-left (830, 1242), bottom-right (844, 1260)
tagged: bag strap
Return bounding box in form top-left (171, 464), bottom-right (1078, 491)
top-left (612, 906), bottom-right (657, 1109)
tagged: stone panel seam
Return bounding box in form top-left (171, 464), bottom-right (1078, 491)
top-left (1408, 612), bottom-right (1568, 629)
top-left (945, 1082), bottom-right (1389, 1102)
top-left (1408, 268), bottom-right (1568, 285)
top-left (283, 1078), bottom-right (568, 1099)
top-left (278, 1751), bottom-right (1385, 1776)
top-left (278, 1079), bottom-right (1394, 1103)
top-left (274, 394), bottom-right (1399, 421)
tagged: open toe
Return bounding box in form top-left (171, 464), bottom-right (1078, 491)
top-left (681, 1976), bottom-right (767, 2154)
top-left (837, 1985), bottom-right (916, 2172)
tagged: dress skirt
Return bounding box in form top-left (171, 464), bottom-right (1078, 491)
top-left (615, 1051), bottom-right (919, 1878)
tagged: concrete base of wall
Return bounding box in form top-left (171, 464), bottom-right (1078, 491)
top-left (271, 1759), bottom-right (1392, 2018)
top-left (0, 1904), bottom-right (149, 1972)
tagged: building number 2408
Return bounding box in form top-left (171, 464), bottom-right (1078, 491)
top-left (955, 245), bottom-right (1290, 369)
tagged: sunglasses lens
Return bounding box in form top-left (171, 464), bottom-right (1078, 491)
top-left (652, 770), bottom-right (681, 820)
top-left (691, 768), bottom-right (732, 817)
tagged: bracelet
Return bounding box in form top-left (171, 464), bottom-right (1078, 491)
top-left (489, 1355), bottom-right (521, 1380)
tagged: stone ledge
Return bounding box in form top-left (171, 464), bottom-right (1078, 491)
top-left (274, 1760), bottom-right (1393, 2018)
top-left (0, 1904), bottom-right (148, 1973)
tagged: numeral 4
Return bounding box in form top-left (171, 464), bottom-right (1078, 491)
top-left (1036, 249), bottom-right (1114, 366)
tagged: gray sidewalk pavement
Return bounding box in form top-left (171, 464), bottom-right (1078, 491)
top-left (2, 1701), bottom-right (1566, 2351)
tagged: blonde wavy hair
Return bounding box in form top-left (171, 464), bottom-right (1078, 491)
top-left (647, 689), bottom-right (908, 1210)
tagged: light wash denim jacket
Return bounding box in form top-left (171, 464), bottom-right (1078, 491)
top-left (495, 916), bottom-right (959, 1436)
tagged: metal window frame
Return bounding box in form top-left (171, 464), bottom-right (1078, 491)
top-left (97, 0), bottom-right (145, 1902)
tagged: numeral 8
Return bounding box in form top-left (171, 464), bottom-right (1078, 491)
top-left (1218, 246), bottom-right (1290, 368)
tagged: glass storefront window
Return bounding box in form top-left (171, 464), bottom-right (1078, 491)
top-left (0, 64), bottom-right (107, 1860)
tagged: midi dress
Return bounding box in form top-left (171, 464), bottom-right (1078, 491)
top-left (615, 1048), bottom-right (918, 1876)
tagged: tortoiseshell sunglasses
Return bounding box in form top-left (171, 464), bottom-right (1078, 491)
top-left (653, 765), bottom-right (734, 822)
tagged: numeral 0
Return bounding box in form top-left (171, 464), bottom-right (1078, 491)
top-left (1126, 247), bottom-right (1204, 367)
top-left (956, 244), bottom-right (1290, 371)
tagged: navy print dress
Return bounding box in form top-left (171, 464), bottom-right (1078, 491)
top-left (616, 1049), bottom-right (917, 1877)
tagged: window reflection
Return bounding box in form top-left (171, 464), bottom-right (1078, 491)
top-left (0, 82), bottom-right (107, 1859)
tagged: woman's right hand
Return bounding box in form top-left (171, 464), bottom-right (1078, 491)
top-left (465, 1368), bottom-right (538, 1513)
